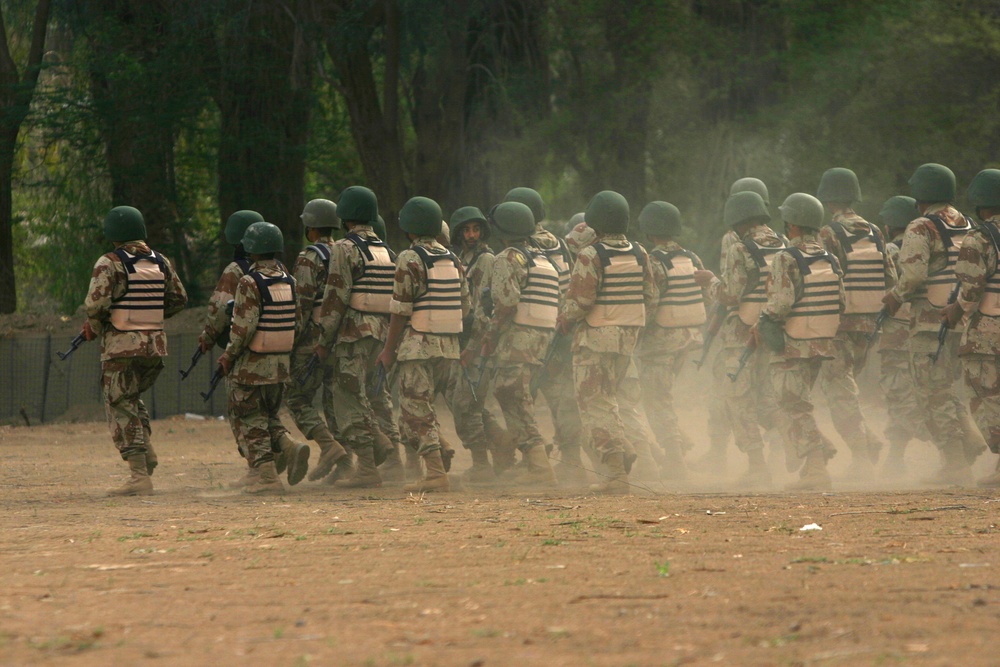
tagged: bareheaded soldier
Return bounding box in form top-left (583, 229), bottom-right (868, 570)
top-left (557, 191), bottom-right (657, 495)
top-left (815, 168), bottom-right (895, 477)
top-left (758, 194), bottom-right (845, 491)
top-left (944, 169), bottom-right (1000, 487)
top-left (84, 206), bottom-right (188, 496)
top-left (314, 186), bottom-right (403, 487)
top-left (284, 199), bottom-right (350, 483)
top-left (481, 201), bottom-right (559, 485)
top-left (377, 197), bottom-right (471, 493)
top-left (217, 221), bottom-right (300, 494)
top-left (637, 201), bottom-right (706, 480)
top-left (877, 196), bottom-right (923, 473)
top-left (882, 163), bottom-right (981, 484)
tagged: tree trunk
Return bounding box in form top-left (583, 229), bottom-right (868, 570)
top-left (0, 133), bottom-right (15, 313)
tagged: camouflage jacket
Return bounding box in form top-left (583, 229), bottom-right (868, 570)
top-left (485, 243), bottom-right (555, 365)
top-left (890, 203), bottom-right (972, 333)
top-left (560, 233), bottom-right (657, 356)
top-left (199, 254), bottom-right (249, 349)
top-left (879, 236), bottom-right (911, 352)
top-left (85, 241), bottom-right (188, 361)
top-left (455, 240), bottom-right (496, 354)
top-left (291, 236), bottom-right (334, 351)
top-left (219, 259), bottom-right (293, 385)
top-left (316, 225), bottom-right (390, 349)
top-left (763, 234), bottom-right (845, 360)
top-left (639, 240), bottom-right (705, 358)
top-left (708, 224), bottom-right (785, 348)
top-left (390, 236), bottom-right (470, 362)
top-left (956, 215), bottom-right (1000, 356)
top-left (820, 210), bottom-right (897, 335)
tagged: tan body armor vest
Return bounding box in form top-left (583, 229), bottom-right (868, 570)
top-left (533, 237), bottom-right (572, 294)
top-left (304, 243), bottom-right (332, 323)
top-left (783, 248), bottom-right (842, 340)
top-left (886, 241), bottom-right (912, 323)
top-left (585, 242), bottom-right (646, 328)
top-left (651, 248), bottom-right (706, 328)
top-left (346, 233), bottom-right (396, 315)
top-left (924, 214), bottom-right (973, 307)
top-left (512, 248), bottom-right (560, 329)
top-left (410, 246), bottom-right (464, 334)
top-left (110, 248), bottom-right (166, 331)
top-left (738, 239), bottom-right (785, 325)
top-left (830, 222), bottom-right (886, 314)
top-left (248, 270), bottom-right (296, 353)
top-left (977, 223), bottom-right (1000, 317)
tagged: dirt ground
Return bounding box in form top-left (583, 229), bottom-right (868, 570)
top-left (1, 410), bottom-right (998, 667)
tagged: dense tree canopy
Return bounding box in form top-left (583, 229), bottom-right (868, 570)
top-left (3, 0), bottom-right (999, 313)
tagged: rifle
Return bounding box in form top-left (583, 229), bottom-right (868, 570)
top-left (693, 303), bottom-right (727, 370)
top-left (179, 347), bottom-right (203, 380)
top-left (866, 307), bottom-right (890, 345)
top-left (930, 282), bottom-right (962, 364)
top-left (56, 332), bottom-right (87, 361)
top-left (462, 366), bottom-right (480, 403)
top-left (367, 361), bottom-right (387, 398)
top-left (200, 367), bottom-right (224, 402)
top-left (295, 352), bottom-right (321, 386)
top-left (530, 333), bottom-right (564, 398)
top-left (727, 337), bottom-right (757, 382)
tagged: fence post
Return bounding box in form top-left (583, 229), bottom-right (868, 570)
top-left (40, 333), bottom-right (52, 424)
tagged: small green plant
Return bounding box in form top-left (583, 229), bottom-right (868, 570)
top-left (117, 532), bottom-right (152, 542)
top-left (655, 560), bottom-right (670, 577)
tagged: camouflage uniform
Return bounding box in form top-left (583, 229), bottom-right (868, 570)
top-left (85, 242), bottom-right (188, 459)
top-left (218, 259), bottom-right (294, 467)
top-left (198, 255), bottom-right (249, 350)
top-left (390, 237), bottom-right (470, 456)
top-left (818, 211), bottom-right (896, 466)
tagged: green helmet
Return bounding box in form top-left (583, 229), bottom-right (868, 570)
top-left (638, 201), bottom-right (682, 238)
top-left (729, 177), bottom-right (770, 206)
top-left (967, 169), bottom-right (1000, 210)
top-left (449, 206), bottom-right (489, 245)
top-left (879, 196), bottom-right (918, 229)
top-left (337, 185), bottom-right (378, 223)
top-left (724, 191), bottom-right (770, 228)
top-left (504, 187), bottom-right (545, 223)
top-left (489, 201), bottom-right (535, 239)
top-left (371, 214), bottom-right (387, 241)
top-left (301, 198), bottom-right (340, 229)
top-left (242, 221), bottom-right (284, 254)
top-left (103, 206), bottom-right (147, 242)
top-left (225, 210), bottom-right (264, 245)
top-left (816, 167), bottom-right (862, 204)
top-left (909, 163), bottom-right (956, 202)
top-left (585, 190), bottom-right (630, 234)
top-left (778, 193), bottom-right (825, 230)
top-left (399, 196), bottom-right (442, 237)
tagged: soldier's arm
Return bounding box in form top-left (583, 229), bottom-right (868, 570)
top-left (83, 254), bottom-right (117, 335)
top-left (641, 251), bottom-right (658, 313)
top-left (292, 249), bottom-right (320, 334)
top-left (762, 252), bottom-right (798, 321)
top-left (708, 244), bottom-right (749, 307)
top-left (315, 243), bottom-right (355, 350)
top-left (955, 232), bottom-right (991, 312)
top-left (484, 253), bottom-right (521, 347)
top-left (161, 255), bottom-right (188, 318)
top-left (220, 277), bottom-right (260, 366)
top-left (458, 262), bottom-right (471, 320)
top-left (379, 251), bottom-right (421, 365)
top-left (559, 249), bottom-right (598, 324)
top-left (890, 221), bottom-right (931, 302)
top-left (819, 227), bottom-right (846, 269)
top-left (200, 264), bottom-right (242, 347)
top-left (874, 226), bottom-right (897, 290)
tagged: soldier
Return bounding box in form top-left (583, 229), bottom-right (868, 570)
top-left (637, 201), bottom-right (706, 480)
top-left (757, 194), bottom-right (845, 491)
top-left (695, 191), bottom-right (784, 487)
top-left (815, 168), bottom-right (896, 477)
top-left (882, 163), bottom-right (980, 485)
top-left (480, 201), bottom-right (559, 485)
top-left (943, 169), bottom-right (1000, 487)
top-left (199, 209), bottom-right (308, 485)
top-left (314, 186), bottom-right (402, 487)
top-left (84, 206), bottom-right (188, 496)
top-left (557, 191), bottom-right (657, 494)
top-left (215, 221), bottom-right (297, 494)
top-left (876, 196), bottom-right (923, 473)
top-left (284, 199), bottom-right (351, 483)
top-left (376, 197), bottom-right (470, 492)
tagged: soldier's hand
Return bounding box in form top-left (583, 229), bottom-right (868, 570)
top-left (941, 302), bottom-right (964, 330)
top-left (218, 356), bottom-right (232, 376)
top-left (460, 347), bottom-right (476, 368)
top-left (749, 322), bottom-right (760, 347)
top-left (881, 292), bottom-right (902, 317)
top-left (376, 346), bottom-right (396, 371)
top-left (556, 315), bottom-right (571, 336)
top-left (81, 321), bottom-right (96, 341)
top-left (198, 335), bottom-right (212, 354)
top-left (693, 269), bottom-right (716, 287)
top-left (314, 345), bottom-right (329, 362)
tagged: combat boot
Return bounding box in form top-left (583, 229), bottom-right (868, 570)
top-left (378, 437), bottom-right (407, 483)
top-left (108, 454), bottom-right (153, 497)
top-left (244, 461), bottom-right (284, 495)
top-left (440, 435), bottom-right (456, 473)
top-left (737, 449), bottom-right (771, 489)
top-left (503, 445), bottom-right (557, 486)
top-left (403, 450), bottom-right (450, 493)
top-left (844, 451), bottom-right (875, 483)
top-left (785, 450), bottom-right (832, 492)
top-left (486, 424), bottom-right (517, 474)
top-left (923, 444), bottom-right (974, 486)
top-left (554, 448), bottom-right (588, 486)
top-left (879, 439), bottom-right (908, 478)
top-left (689, 441), bottom-right (728, 475)
top-left (228, 464), bottom-right (260, 489)
top-left (976, 455), bottom-right (1000, 488)
top-left (656, 439), bottom-right (689, 482)
top-left (960, 408), bottom-right (988, 464)
top-left (589, 452), bottom-right (630, 495)
top-left (462, 447), bottom-right (496, 485)
top-left (307, 425), bottom-right (349, 482)
top-left (276, 434), bottom-right (310, 486)
top-left (372, 428), bottom-right (392, 466)
top-left (336, 446), bottom-right (382, 488)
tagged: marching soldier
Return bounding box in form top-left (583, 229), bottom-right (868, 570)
top-left (85, 206), bottom-right (188, 496)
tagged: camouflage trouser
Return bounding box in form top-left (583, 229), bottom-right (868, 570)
top-left (619, 359), bottom-right (659, 474)
top-left (398, 357), bottom-right (456, 455)
top-left (754, 347), bottom-right (786, 436)
top-left (227, 382), bottom-right (286, 467)
top-left (714, 345), bottom-right (764, 454)
top-left (878, 348), bottom-right (923, 444)
top-left (492, 363), bottom-right (547, 453)
top-left (537, 340), bottom-right (583, 457)
top-left (770, 357), bottom-right (837, 460)
top-left (370, 369), bottom-right (402, 445)
top-left (285, 345), bottom-right (338, 440)
top-left (962, 353), bottom-right (1000, 454)
top-left (817, 331), bottom-right (874, 456)
top-left (639, 351), bottom-right (690, 458)
top-left (444, 359), bottom-right (488, 451)
top-left (910, 330), bottom-right (966, 456)
top-left (707, 345), bottom-right (732, 451)
top-left (573, 348), bottom-right (631, 462)
top-left (332, 337), bottom-right (381, 452)
top-left (102, 357), bottom-right (164, 459)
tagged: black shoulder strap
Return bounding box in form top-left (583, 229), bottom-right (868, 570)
top-left (979, 223), bottom-right (1000, 279)
top-left (113, 248), bottom-right (165, 274)
top-left (652, 248), bottom-right (696, 271)
top-left (307, 243), bottom-right (331, 264)
top-left (412, 244), bottom-right (459, 270)
top-left (785, 247), bottom-right (840, 278)
top-left (235, 258), bottom-right (252, 274)
top-left (742, 238), bottom-right (766, 267)
top-left (830, 222), bottom-right (854, 254)
top-left (249, 269), bottom-right (295, 305)
top-left (926, 214), bottom-right (958, 249)
top-left (867, 222), bottom-right (885, 255)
